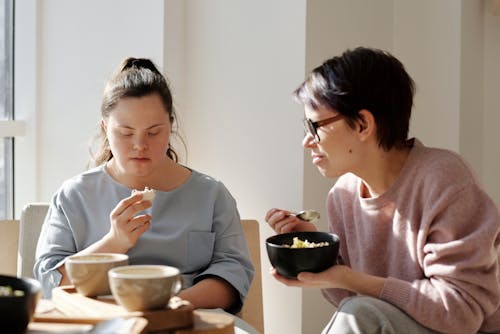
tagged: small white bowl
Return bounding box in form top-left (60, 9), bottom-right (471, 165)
top-left (108, 265), bottom-right (182, 311)
top-left (65, 253), bottom-right (129, 297)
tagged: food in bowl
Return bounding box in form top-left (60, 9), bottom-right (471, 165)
top-left (266, 231), bottom-right (340, 279)
top-left (0, 285), bottom-right (25, 296)
top-left (285, 237), bottom-right (330, 249)
top-left (132, 187), bottom-right (156, 201)
top-left (0, 275), bottom-right (41, 334)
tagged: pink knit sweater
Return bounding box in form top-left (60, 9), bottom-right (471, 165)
top-left (322, 139), bottom-right (500, 334)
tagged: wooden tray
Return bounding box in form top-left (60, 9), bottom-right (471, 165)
top-left (34, 286), bottom-right (194, 331)
top-left (29, 318), bottom-right (149, 334)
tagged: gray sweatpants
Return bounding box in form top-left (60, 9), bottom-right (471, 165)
top-left (321, 296), bottom-right (497, 334)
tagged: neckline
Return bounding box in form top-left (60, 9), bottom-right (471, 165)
top-left (358, 138), bottom-right (421, 208)
top-left (100, 164), bottom-right (196, 195)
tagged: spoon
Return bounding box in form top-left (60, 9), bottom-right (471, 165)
top-left (289, 210), bottom-right (320, 222)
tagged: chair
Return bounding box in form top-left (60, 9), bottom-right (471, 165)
top-left (17, 202), bottom-right (50, 278)
top-left (0, 219), bottom-right (20, 276)
top-left (238, 219), bottom-right (264, 333)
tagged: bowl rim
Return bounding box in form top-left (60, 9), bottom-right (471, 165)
top-left (0, 275), bottom-right (41, 298)
top-left (108, 264), bottom-right (180, 279)
top-left (66, 253), bottom-right (129, 264)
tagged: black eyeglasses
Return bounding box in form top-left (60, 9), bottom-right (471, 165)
top-left (303, 114), bottom-right (344, 142)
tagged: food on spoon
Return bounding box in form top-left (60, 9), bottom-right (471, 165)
top-left (284, 237), bottom-right (330, 249)
top-left (132, 187), bottom-right (156, 201)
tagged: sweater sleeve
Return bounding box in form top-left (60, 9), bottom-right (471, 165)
top-left (321, 181), bottom-right (356, 307)
top-left (191, 181), bottom-right (254, 314)
top-left (380, 183), bottom-right (500, 334)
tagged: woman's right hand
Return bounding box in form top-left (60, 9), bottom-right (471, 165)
top-left (104, 192), bottom-right (152, 252)
top-left (265, 208), bottom-right (318, 234)
top-left (56, 193), bottom-right (152, 285)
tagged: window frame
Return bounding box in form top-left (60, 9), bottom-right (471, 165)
top-left (0, 0), bottom-right (16, 219)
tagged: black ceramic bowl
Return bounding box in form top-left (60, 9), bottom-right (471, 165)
top-left (0, 275), bottom-right (41, 334)
top-left (266, 231), bottom-right (340, 279)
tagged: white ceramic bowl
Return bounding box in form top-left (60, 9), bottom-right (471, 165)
top-left (65, 253), bottom-right (129, 297)
top-left (108, 265), bottom-right (182, 311)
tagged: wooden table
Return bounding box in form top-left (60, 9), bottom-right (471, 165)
top-left (29, 310), bottom-right (236, 334)
top-left (29, 286), bottom-right (236, 334)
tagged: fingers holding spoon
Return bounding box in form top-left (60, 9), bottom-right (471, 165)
top-left (288, 210), bottom-right (320, 222)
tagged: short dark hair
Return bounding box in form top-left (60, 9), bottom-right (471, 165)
top-left (293, 47), bottom-right (415, 150)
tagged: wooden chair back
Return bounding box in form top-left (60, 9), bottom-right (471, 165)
top-left (238, 219), bottom-right (264, 333)
top-left (18, 203), bottom-right (50, 278)
top-left (0, 219), bottom-right (19, 276)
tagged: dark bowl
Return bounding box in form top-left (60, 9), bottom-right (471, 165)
top-left (0, 275), bottom-right (41, 334)
top-left (266, 231), bottom-right (340, 279)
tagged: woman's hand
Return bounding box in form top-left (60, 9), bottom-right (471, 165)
top-left (271, 265), bottom-right (386, 298)
top-left (56, 193), bottom-right (153, 286)
top-left (265, 208), bottom-right (318, 234)
top-left (271, 265), bottom-right (351, 289)
top-left (104, 192), bottom-right (153, 252)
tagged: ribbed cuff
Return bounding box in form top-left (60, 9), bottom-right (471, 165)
top-left (380, 276), bottom-right (411, 308)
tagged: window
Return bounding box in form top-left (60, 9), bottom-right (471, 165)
top-left (0, 0), bottom-right (14, 219)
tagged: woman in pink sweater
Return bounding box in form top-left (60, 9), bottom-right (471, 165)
top-left (266, 47), bottom-right (500, 334)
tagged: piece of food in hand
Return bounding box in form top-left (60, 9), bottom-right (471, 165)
top-left (132, 187), bottom-right (156, 201)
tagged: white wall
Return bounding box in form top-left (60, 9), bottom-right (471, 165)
top-left (395, 0), bottom-right (500, 200)
top-left (171, 2), bottom-right (307, 333)
top-left (302, 1), bottom-right (394, 332)
top-left (14, 1), bottom-right (500, 333)
top-left (395, 1), bottom-right (462, 152)
top-left (15, 0), bottom-right (166, 216)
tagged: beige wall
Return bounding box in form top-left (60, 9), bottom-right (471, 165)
top-left (14, 0), bottom-right (500, 333)
top-left (483, 1), bottom-right (500, 202)
top-left (167, 2), bottom-right (307, 333)
top-left (302, 1), bottom-right (394, 332)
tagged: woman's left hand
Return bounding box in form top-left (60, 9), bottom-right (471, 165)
top-left (271, 265), bottom-right (386, 298)
top-left (271, 264), bottom-right (352, 290)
